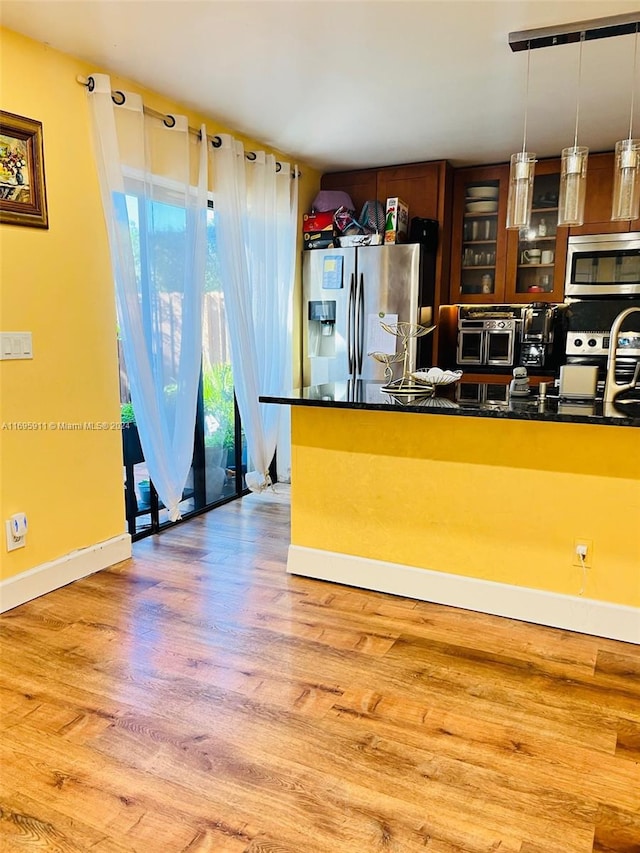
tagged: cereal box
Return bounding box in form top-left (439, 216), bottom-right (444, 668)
top-left (384, 197), bottom-right (409, 244)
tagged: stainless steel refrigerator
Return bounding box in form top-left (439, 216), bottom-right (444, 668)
top-left (302, 243), bottom-right (434, 385)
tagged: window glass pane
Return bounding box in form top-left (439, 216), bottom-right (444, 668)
top-left (203, 209), bottom-right (238, 501)
top-left (125, 195), bottom-right (142, 285)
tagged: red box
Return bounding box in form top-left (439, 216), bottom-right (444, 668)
top-left (303, 211), bottom-right (335, 232)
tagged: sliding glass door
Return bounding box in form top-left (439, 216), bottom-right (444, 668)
top-left (120, 204), bottom-right (247, 539)
top-left (120, 358), bottom-right (246, 539)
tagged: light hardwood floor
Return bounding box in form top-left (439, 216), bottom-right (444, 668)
top-left (1, 486), bottom-right (639, 853)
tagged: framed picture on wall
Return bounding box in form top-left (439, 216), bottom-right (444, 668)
top-left (0, 110), bottom-right (48, 229)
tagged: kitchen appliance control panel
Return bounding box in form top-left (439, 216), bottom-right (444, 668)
top-left (458, 319), bottom-right (518, 331)
top-left (484, 319), bottom-right (516, 330)
top-left (566, 331), bottom-right (640, 357)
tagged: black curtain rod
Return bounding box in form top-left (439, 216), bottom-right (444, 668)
top-left (77, 75), bottom-right (301, 177)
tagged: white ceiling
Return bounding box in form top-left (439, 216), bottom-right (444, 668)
top-left (2, 0), bottom-right (640, 172)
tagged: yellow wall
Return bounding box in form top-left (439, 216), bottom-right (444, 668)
top-left (291, 407), bottom-right (640, 607)
top-left (0, 27), bottom-right (321, 580)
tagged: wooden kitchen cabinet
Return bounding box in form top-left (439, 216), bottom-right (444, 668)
top-left (321, 161), bottom-right (449, 224)
top-left (375, 162), bottom-right (443, 221)
top-left (320, 168), bottom-right (378, 217)
top-left (504, 158), bottom-right (568, 304)
top-left (450, 164), bottom-right (510, 303)
top-left (321, 160), bottom-right (453, 309)
top-left (376, 161), bottom-right (453, 311)
top-left (324, 150), bottom-right (637, 313)
top-left (451, 160), bottom-right (569, 304)
top-left (321, 160), bottom-right (453, 365)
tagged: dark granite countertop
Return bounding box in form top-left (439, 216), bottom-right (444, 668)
top-left (260, 380), bottom-right (640, 428)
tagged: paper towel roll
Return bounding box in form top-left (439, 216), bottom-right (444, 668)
top-left (11, 512), bottom-right (27, 537)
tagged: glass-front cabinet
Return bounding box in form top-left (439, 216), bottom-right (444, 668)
top-left (505, 159), bottom-right (568, 303)
top-left (451, 160), bottom-right (568, 304)
top-left (450, 165), bottom-right (509, 303)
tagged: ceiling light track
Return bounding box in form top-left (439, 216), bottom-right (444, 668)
top-left (509, 11), bottom-right (640, 52)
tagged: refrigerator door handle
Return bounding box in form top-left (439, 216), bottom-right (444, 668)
top-left (347, 272), bottom-right (355, 376)
top-left (356, 272), bottom-right (365, 375)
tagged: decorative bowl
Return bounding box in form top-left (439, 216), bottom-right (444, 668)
top-left (379, 321), bottom-right (436, 341)
top-left (369, 351), bottom-right (404, 365)
top-left (410, 368), bottom-right (463, 387)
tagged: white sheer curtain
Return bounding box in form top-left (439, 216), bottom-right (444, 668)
top-left (88, 73), bottom-right (208, 521)
top-left (211, 135), bottom-right (298, 492)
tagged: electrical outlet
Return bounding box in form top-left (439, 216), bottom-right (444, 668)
top-left (573, 538), bottom-right (593, 568)
top-left (5, 520), bottom-right (26, 551)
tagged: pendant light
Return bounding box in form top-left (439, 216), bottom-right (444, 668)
top-left (611, 25), bottom-right (640, 221)
top-left (558, 32), bottom-right (589, 226)
top-left (506, 42), bottom-right (536, 229)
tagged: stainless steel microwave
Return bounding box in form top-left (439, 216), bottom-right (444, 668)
top-left (565, 232), bottom-right (640, 297)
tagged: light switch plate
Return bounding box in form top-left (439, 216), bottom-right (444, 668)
top-left (0, 332), bottom-right (33, 360)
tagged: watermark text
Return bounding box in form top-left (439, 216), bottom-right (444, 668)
top-left (2, 421), bottom-right (130, 431)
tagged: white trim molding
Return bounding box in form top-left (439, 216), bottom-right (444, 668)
top-left (288, 545), bottom-right (640, 645)
top-left (0, 534), bottom-right (131, 613)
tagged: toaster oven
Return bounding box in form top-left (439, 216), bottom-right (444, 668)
top-left (456, 307), bottom-right (520, 369)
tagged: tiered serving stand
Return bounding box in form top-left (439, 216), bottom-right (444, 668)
top-left (369, 321), bottom-right (462, 398)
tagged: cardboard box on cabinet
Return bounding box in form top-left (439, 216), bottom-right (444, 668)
top-left (384, 197), bottom-right (409, 243)
top-left (303, 230), bottom-right (336, 250)
top-left (303, 212), bottom-right (335, 232)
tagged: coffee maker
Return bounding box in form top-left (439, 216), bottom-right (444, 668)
top-left (519, 305), bottom-right (563, 370)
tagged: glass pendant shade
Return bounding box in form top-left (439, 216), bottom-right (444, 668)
top-left (506, 151), bottom-right (536, 229)
top-left (558, 145), bottom-right (589, 226)
top-left (611, 138), bottom-right (640, 220)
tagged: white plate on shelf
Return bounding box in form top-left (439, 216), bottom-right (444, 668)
top-left (467, 186), bottom-right (499, 199)
top-left (466, 201), bottom-right (499, 213)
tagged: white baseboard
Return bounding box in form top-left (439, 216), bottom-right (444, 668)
top-left (0, 533), bottom-right (132, 613)
top-left (288, 545), bottom-right (640, 645)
